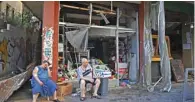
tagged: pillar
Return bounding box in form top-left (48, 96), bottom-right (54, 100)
top-left (42, 1), bottom-right (59, 81)
top-left (138, 1), bottom-right (144, 83)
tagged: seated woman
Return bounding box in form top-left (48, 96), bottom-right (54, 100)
top-left (31, 60), bottom-right (60, 102)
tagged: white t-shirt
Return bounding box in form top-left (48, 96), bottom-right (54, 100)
top-left (77, 64), bottom-right (93, 80)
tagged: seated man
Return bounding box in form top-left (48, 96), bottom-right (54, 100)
top-left (31, 60), bottom-right (60, 102)
top-left (77, 58), bottom-right (101, 101)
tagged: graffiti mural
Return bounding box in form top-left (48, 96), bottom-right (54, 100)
top-left (0, 26), bottom-right (39, 75)
top-left (0, 38), bottom-right (8, 71)
top-left (42, 27), bottom-right (54, 64)
top-left (0, 52), bottom-right (5, 72)
top-left (8, 37), bottom-right (26, 71)
top-left (0, 28), bottom-right (25, 73)
top-left (0, 37), bottom-right (27, 72)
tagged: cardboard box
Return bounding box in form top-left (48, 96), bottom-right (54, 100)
top-left (57, 82), bottom-right (73, 97)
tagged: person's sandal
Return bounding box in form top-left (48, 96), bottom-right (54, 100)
top-left (53, 99), bottom-right (60, 102)
top-left (92, 95), bottom-right (101, 99)
top-left (80, 97), bottom-right (86, 101)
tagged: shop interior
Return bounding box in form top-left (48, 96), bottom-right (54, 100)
top-left (57, 1), bottom-right (139, 86)
top-left (151, 9), bottom-right (194, 82)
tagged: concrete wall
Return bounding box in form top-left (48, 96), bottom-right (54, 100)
top-left (0, 26), bottom-right (26, 76)
top-left (0, 1), bottom-right (23, 13)
top-left (25, 27), bottom-right (39, 65)
top-left (182, 24), bottom-right (194, 68)
top-left (0, 25), bottom-right (39, 77)
top-left (0, 1), bottom-right (40, 77)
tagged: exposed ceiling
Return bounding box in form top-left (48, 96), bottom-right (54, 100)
top-left (22, 1), bottom-right (193, 21)
top-left (22, 1), bottom-right (43, 20)
top-left (124, 1), bottom-right (141, 4)
top-left (164, 1), bottom-right (194, 16)
top-left (23, 1), bottom-right (139, 20)
top-left (185, 1), bottom-right (194, 4)
top-left (165, 11), bottom-right (190, 22)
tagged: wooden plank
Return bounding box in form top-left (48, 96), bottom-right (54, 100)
top-left (171, 59), bottom-right (185, 82)
top-left (0, 62), bottom-right (35, 102)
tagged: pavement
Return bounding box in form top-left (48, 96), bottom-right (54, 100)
top-left (6, 81), bottom-right (194, 102)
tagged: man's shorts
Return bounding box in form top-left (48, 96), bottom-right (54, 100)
top-left (79, 78), bottom-right (97, 86)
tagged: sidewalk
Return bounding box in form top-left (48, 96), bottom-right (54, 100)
top-left (7, 82), bottom-right (194, 102)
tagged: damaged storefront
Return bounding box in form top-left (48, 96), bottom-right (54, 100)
top-left (57, 1), bottom-right (139, 88)
top-left (3, 1), bottom-right (194, 101)
top-left (142, 1), bottom-right (172, 92)
top-left (56, 1), bottom-right (184, 92)
top-left (143, 1), bottom-right (194, 94)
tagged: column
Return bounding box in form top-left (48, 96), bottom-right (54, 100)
top-left (42, 1), bottom-right (59, 81)
top-left (138, 1), bottom-right (144, 83)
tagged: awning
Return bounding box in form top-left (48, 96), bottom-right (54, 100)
top-left (59, 22), bottom-right (136, 37)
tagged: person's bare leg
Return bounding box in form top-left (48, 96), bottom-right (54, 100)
top-left (93, 78), bottom-right (101, 96)
top-left (53, 90), bottom-right (57, 100)
top-left (32, 93), bottom-right (39, 102)
top-left (80, 80), bottom-right (86, 97)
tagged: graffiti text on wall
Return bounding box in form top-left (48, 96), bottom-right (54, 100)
top-left (42, 27), bottom-right (54, 64)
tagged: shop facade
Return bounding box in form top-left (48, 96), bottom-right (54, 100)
top-left (38, 1), bottom-right (142, 87)
top-left (23, 1), bottom-right (194, 88)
